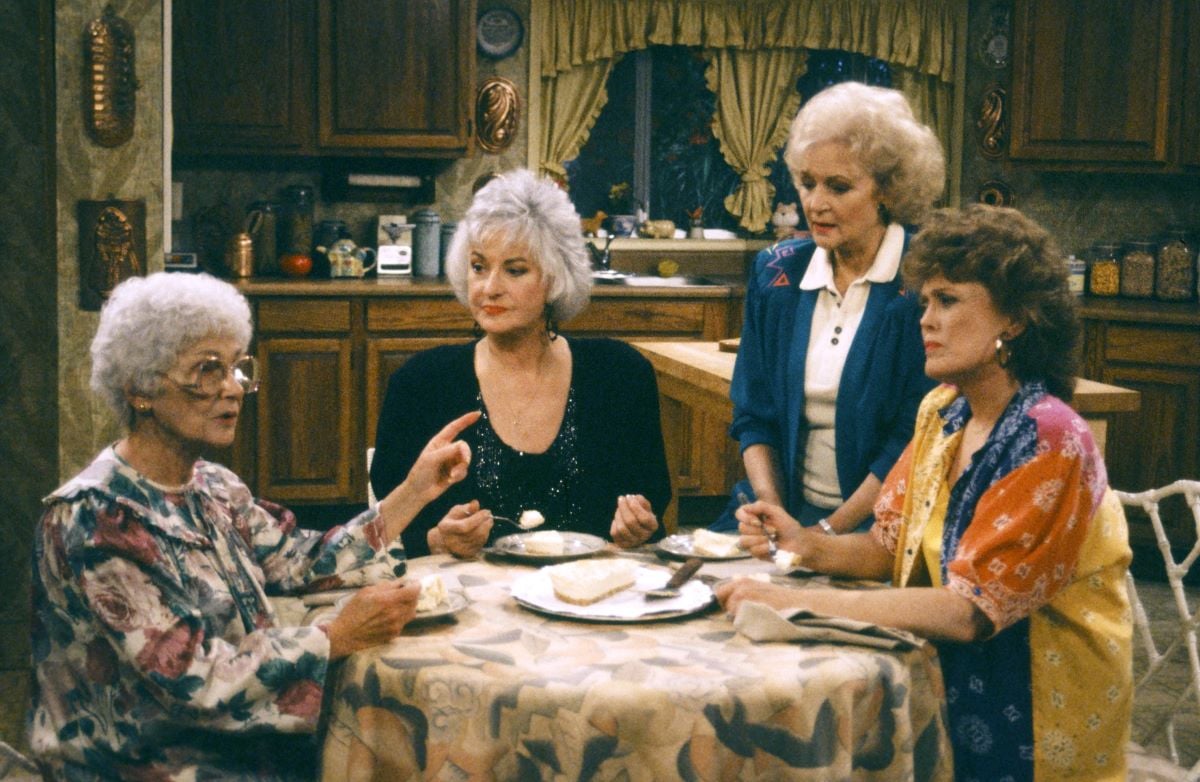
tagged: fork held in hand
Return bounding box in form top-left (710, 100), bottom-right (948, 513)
top-left (737, 492), bottom-right (778, 556)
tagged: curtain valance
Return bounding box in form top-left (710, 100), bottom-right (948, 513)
top-left (537, 0), bottom-right (958, 82)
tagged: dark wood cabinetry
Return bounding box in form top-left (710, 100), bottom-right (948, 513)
top-left (173, 0), bottom-right (475, 157)
top-left (234, 281), bottom-right (742, 506)
top-left (1079, 300), bottom-right (1200, 556)
top-left (1009, 0), bottom-right (1198, 170)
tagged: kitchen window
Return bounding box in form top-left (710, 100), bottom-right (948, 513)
top-left (565, 47), bottom-right (892, 236)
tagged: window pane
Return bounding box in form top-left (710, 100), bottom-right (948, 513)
top-left (566, 47), bottom-right (891, 237)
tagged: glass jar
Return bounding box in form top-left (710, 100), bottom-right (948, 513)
top-left (1119, 240), bottom-right (1156, 298)
top-left (1156, 229), bottom-right (1195, 301)
top-left (1065, 254), bottom-right (1086, 297)
top-left (1087, 243), bottom-right (1120, 297)
top-left (281, 184), bottom-right (314, 255)
top-left (246, 201), bottom-right (279, 276)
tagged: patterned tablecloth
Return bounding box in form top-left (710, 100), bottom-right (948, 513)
top-left (318, 549), bottom-right (952, 781)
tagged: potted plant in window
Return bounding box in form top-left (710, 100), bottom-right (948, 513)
top-left (607, 182), bottom-right (640, 237)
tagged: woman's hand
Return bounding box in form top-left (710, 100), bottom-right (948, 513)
top-left (430, 500), bottom-right (493, 559)
top-left (326, 579), bottom-right (421, 659)
top-left (714, 576), bottom-right (810, 617)
top-left (735, 501), bottom-right (805, 561)
top-left (610, 494), bottom-right (659, 548)
top-left (402, 410), bottom-right (481, 504)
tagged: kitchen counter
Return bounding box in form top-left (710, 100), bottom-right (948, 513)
top-left (1078, 297), bottom-right (1200, 326)
top-left (235, 275), bottom-right (743, 299)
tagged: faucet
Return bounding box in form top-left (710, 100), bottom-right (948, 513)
top-left (586, 235), bottom-right (615, 271)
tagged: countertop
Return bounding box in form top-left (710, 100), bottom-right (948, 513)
top-left (1077, 297), bottom-right (1200, 326)
top-left (234, 275), bottom-right (744, 298)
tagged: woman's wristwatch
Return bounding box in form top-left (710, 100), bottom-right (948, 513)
top-left (816, 518), bottom-right (837, 536)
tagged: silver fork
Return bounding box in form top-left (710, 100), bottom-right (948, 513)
top-left (490, 514), bottom-right (540, 531)
top-left (737, 492), bottom-right (777, 556)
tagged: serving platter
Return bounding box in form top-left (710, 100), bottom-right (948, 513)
top-left (656, 532), bottom-right (751, 562)
top-left (490, 531), bottom-right (607, 564)
top-left (510, 563), bottom-right (714, 623)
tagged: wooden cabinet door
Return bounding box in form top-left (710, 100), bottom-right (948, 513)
top-left (365, 337), bottom-right (472, 449)
top-left (1009, 0), bottom-right (1173, 164)
top-left (1179, 2), bottom-right (1200, 166)
top-left (317, 0), bottom-right (475, 154)
top-left (257, 337), bottom-right (355, 502)
top-left (173, 0), bottom-right (315, 153)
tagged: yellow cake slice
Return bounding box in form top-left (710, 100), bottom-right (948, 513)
top-left (691, 528), bottom-right (742, 557)
top-left (545, 559), bottom-right (638, 605)
top-left (416, 574), bottom-right (448, 612)
top-left (522, 530), bottom-right (565, 556)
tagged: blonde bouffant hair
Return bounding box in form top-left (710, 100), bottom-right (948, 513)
top-left (784, 82), bottom-right (946, 226)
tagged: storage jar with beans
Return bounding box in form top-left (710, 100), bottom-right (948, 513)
top-left (1087, 243), bottom-right (1121, 297)
top-left (1119, 240), bottom-right (1156, 299)
top-left (1156, 229), bottom-right (1195, 301)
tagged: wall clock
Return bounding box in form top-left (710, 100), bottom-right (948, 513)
top-left (477, 8), bottom-right (523, 59)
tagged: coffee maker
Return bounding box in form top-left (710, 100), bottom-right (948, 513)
top-left (375, 214), bottom-right (414, 275)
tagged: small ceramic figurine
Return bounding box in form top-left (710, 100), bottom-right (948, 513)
top-left (771, 202), bottom-right (800, 240)
top-left (580, 210), bottom-right (608, 237)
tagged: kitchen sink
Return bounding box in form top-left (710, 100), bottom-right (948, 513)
top-left (592, 272), bottom-right (723, 287)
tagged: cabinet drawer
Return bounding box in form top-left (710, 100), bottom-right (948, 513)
top-left (258, 300), bottom-right (352, 333)
top-left (367, 298), bottom-right (474, 333)
top-left (569, 300), bottom-right (709, 337)
top-left (1104, 324), bottom-right (1200, 367)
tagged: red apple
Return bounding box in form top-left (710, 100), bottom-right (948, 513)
top-left (279, 253), bottom-right (313, 278)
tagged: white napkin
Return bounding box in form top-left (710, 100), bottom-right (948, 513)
top-left (733, 601), bottom-right (918, 650)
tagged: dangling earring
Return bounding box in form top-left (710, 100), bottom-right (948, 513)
top-left (544, 306), bottom-right (559, 341)
top-left (994, 337), bottom-right (1012, 368)
top-left (472, 321), bottom-right (482, 340)
top-left (877, 203), bottom-right (891, 225)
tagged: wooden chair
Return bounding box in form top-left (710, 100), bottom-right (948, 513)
top-left (366, 447), bottom-right (377, 507)
top-left (1116, 480), bottom-right (1200, 781)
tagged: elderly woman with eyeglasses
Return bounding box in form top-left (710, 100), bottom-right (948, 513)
top-left (30, 272), bottom-right (476, 781)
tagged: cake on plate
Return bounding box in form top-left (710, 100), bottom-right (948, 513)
top-left (522, 530), bottom-right (565, 556)
top-left (416, 574), bottom-right (449, 612)
top-left (773, 549), bottom-right (802, 572)
top-left (545, 559), bottom-right (638, 605)
top-left (691, 528), bottom-right (742, 558)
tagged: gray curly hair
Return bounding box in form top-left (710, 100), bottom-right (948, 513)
top-left (445, 169), bottom-right (593, 323)
top-left (90, 272), bottom-right (252, 425)
top-left (784, 82), bottom-right (946, 226)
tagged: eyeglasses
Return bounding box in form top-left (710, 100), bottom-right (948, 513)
top-left (163, 354), bottom-right (260, 398)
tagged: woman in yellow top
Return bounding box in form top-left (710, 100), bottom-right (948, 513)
top-left (718, 205), bottom-right (1132, 780)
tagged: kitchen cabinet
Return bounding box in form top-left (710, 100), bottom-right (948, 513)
top-left (1079, 299), bottom-right (1200, 561)
top-left (1008, 0), bottom-right (1199, 170)
top-left (231, 280), bottom-right (742, 507)
top-left (173, 0), bottom-right (475, 158)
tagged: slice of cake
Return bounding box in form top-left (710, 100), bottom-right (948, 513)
top-left (416, 574), bottom-right (448, 612)
top-left (773, 549), bottom-right (802, 572)
top-left (545, 559), bottom-right (638, 605)
top-left (522, 530), bottom-right (565, 556)
top-left (518, 510), bottom-right (546, 529)
top-left (691, 528), bottom-right (742, 558)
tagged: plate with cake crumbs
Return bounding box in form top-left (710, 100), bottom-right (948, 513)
top-left (490, 531), bottom-right (607, 564)
top-left (510, 560), bottom-right (714, 623)
top-left (656, 530), bottom-right (751, 562)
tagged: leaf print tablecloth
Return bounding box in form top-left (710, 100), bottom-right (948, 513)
top-left (319, 553), bottom-right (952, 781)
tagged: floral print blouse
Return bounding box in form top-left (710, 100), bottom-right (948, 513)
top-left (873, 383), bottom-right (1132, 781)
top-left (29, 447), bottom-right (406, 781)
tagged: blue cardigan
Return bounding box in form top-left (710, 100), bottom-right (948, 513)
top-left (729, 235), bottom-right (934, 517)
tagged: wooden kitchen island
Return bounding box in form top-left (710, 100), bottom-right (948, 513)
top-left (634, 340), bottom-right (1141, 528)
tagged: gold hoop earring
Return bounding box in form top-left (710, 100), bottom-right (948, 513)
top-left (995, 337), bottom-right (1012, 368)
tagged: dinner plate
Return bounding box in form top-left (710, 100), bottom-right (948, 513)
top-left (656, 533), bottom-right (751, 562)
top-left (510, 563), bottom-right (714, 623)
top-left (304, 589), bottom-right (470, 626)
top-left (490, 531), bottom-right (607, 564)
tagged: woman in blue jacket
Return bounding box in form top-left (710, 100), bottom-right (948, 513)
top-left (729, 82), bottom-right (945, 534)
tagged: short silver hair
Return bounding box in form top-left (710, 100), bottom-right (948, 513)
top-left (784, 82), bottom-right (946, 225)
top-left (445, 169), bottom-right (592, 323)
top-left (90, 272), bottom-right (252, 425)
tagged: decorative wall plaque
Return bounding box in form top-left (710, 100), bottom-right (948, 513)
top-left (976, 84), bottom-right (1008, 159)
top-left (84, 4), bottom-right (138, 147)
top-left (77, 198), bottom-right (145, 310)
top-left (476, 76), bottom-right (521, 154)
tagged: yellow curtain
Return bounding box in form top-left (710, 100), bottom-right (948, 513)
top-left (536, 58), bottom-right (618, 182)
top-left (706, 48), bottom-right (807, 232)
top-left (536, 0), bottom-right (962, 208)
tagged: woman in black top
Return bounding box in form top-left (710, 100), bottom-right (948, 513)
top-left (371, 169), bottom-right (671, 558)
